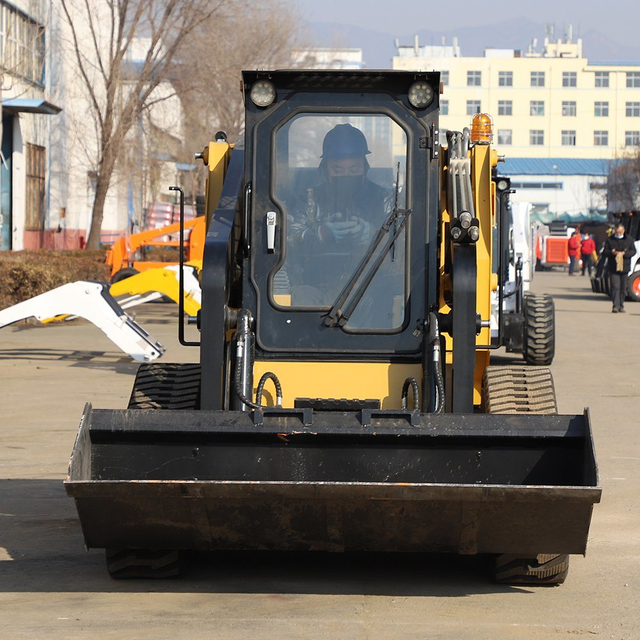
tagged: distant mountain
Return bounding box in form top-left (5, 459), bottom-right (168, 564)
top-left (309, 17), bottom-right (640, 68)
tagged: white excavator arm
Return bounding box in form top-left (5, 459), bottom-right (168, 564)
top-left (0, 281), bottom-right (165, 362)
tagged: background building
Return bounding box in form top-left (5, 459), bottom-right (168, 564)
top-left (291, 48), bottom-right (364, 70)
top-left (393, 28), bottom-right (640, 160)
top-left (0, 2), bottom-right (192, 251)
top-left (497, 158), bottom-right (608, 223)
top-left (393, 27), bottom-right (636, 218)
top-left (0, 0), bottom-right (61, 251)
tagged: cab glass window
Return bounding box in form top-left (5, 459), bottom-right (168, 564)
top-left (271, 114), bottom-right (408, 331)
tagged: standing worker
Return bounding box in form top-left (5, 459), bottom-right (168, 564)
top-left (580, 233), bottom-right (596, 277)
top-left (603, 222), bottom-right (636, 313)
top-left (568, 231), bottom-right (580, 275)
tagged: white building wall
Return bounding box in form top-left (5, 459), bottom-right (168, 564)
top-left (507, 174), bottom-right (607, 220)
top-left (291, 48), bottom-right (364, 70)
top-left (10, 119), bottom-right (25, 249)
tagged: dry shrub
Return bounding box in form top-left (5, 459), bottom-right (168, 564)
top-left (141, 246), bottom-right (180, 263)
top-left (0, 250), bottom-right (110, 308)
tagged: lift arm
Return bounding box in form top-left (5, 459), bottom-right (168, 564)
top-left (109, 263), bottom-right (202, 316)
top-left (0, 281), bottom-right (165, 362)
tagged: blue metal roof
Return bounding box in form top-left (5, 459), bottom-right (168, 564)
top-left (498, 157), bottom-right (609, 176)
top-left (2, 98), bottom-right (61, 114)
top-left (588, 61), bottom-right (640, 67)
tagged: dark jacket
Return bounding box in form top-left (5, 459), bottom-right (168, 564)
top-left (603, 234), bottom-right (637, 273)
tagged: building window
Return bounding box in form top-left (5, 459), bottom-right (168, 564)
top-left (467, 70), bottom-right (481, 86)
top-left (466, 100), bottom-right (481, 115)
top-left (594, 101), bottom-right (609, 117)
top-left (530, 130), bottom-right (544, 146)
top-left (498, 71), bottom-right (513, 87)
top-left (626, 72), bottom-right (640, 88)
top-left (561, 130), bottom-right (576, 146)
top-left (498, 100), bottom-right (512, 116)
top-left (512, 182), bottom-right (562, 190)
top-left (625, 131), bottom-right (640, 147)
top-left (497, 129), bottom-right (512, 145)
top-left (595, 71), bottom-right (610, 88)
top-left (530, 100), bottom-right (545, 116)
top-left (562, 101), bottom-right (576, 116)
top-left (626, 102), bottom-right (640, 117)
top-left (0, 2), bottom-right (46, 86)
top-left (594, 130), bottom-right (609, 146)
top-left (530, 71), bottom-right (545, 87)
top-left (441, 99), bottom-right (449, 115)
top-left (440, 70), bottom-right (449, 86)
top-left (562, 72), bottom-right (577, 87)
top-left (25, 144), bottom-right (46, 231)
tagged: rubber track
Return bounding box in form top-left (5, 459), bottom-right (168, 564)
top-left (494, 553), bottom-right (569, 585)
top-left (106, 549), bottom-right (182, 579)
top-left (483, 366), bottom-right (557, 414)
top-left (523, 292), bottom-right (555, 366)
top-left (128, 363), bottom-right (201, 410)
top-left (485, 366), bottom-right (568, 584)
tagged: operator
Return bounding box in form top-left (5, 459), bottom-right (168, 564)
top-left (287, 123), bottom-right (395, 307)
top-left (290, 123), bottom-right (394, 248)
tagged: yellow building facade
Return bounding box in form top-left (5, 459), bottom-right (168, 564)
top-left (393, 37), bottom-right (640, 160)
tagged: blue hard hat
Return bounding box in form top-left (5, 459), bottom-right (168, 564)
top-left (321, 123), bottom-right (371, 159)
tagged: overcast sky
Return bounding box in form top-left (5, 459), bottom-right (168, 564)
top-left (290, 0), bottom-right (640, 47)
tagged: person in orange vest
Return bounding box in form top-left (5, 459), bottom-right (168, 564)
top-left (568, 231), bottom-right (580, 275)
top-left (580, 233), bottom-right (596, 277)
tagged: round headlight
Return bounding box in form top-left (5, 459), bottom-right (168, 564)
top-left (250, 80), bottom-right (276, 108)
top-left (408, 81), bottom-right (434, 109)
top-left (497, 179), bottom-right (509, 191)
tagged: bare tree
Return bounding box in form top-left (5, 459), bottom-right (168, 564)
top-left (172, 0), bottom-right (305, 151)
top-left (60, 0), bottom-right (224, 249)
top-left (608, 147), bottom-right (640, 212)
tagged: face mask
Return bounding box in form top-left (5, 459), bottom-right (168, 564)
top-left (615, 233), bottom-right (624, 239)
top-left (329, 175), bottom-right (363, 212)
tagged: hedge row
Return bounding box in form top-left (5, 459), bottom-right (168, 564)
top-left (0, 250), bottom-right (110, 309)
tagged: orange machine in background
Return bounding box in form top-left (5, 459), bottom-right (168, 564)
top-left (105, 215), bottom-right (206, 282)
top-left (105, 139), bottom-right (232, 282)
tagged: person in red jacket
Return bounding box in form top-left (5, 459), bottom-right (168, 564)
top-left (568, 231), bottom-right (580, 275)
top-left (581, 233), bottom-right (596, 277)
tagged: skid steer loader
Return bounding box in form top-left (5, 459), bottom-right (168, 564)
top-left (492, 180), bottom-right (555, 365)
top-left (65, 70), bottom-right (600, 585)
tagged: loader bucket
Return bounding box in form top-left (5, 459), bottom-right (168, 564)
top-left (65, 405), bottom-right (600, 557)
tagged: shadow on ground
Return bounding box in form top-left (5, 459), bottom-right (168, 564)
top-left (0, 480), bottom-right (533, 597)
top-left (0, 349), bottom-right (139, 373)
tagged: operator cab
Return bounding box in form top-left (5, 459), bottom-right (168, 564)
top-left (241, 70), bottom-right (441, 357)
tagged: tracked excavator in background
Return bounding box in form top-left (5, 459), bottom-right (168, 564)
top-left (65, 70), bottom-right (600, 585)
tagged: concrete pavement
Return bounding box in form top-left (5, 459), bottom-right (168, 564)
top-left (1, 272), bottom-right (638, 639)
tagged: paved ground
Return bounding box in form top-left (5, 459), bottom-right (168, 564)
top-left (1, 271), bottom-right (638, 639)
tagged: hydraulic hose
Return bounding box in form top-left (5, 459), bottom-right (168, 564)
top-left (427, 312), bottom-right (445, 414)
top-left (402, 377), bottom-right (420, 410)
top-left (233, 309), bottom-right (284, 410)
top-left (255, 372), bottom-right (283, 407)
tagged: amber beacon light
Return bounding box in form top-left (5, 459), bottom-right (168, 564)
top-left (471, 112), bottom-right (493, 144)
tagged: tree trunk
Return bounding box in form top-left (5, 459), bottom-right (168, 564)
top-left (85, 154), bottom-right (117, 250)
